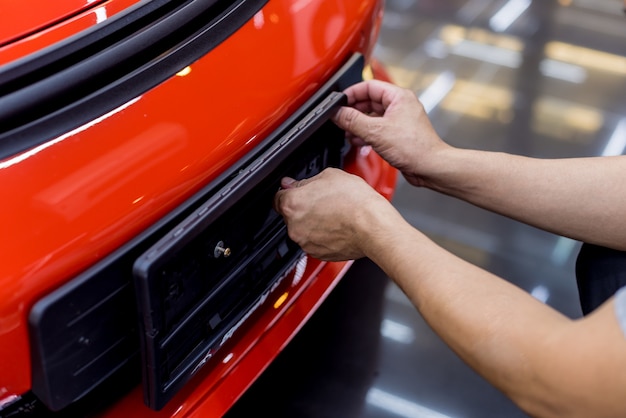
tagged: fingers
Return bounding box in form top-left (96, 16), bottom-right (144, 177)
top-left (274, 175), bottom-right (311, 215)
top-left (332, 106), bottom-right (374, 143)
top-left (280, 177), bottom-right (297, 189)
top-left (343, 79), bottom-right (398, 109)
top-left (274, 169), bottom-right (340, 214)
top-left (332, 80), bottom-right (411, 147)
top-left (280, 175), bottom-right (315, 189)
top-left (274, 179), bottom-right (294, 215)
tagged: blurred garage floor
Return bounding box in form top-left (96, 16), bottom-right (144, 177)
top-left (225, 1), bottom-right (626, 417)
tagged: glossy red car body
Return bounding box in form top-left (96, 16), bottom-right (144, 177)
top-left (0, 0), bottom-right (396, 416)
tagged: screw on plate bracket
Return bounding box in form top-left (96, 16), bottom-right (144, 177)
top-left (214, 241), bottom-right (231, 258)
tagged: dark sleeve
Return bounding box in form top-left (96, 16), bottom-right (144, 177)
top-left (616, 286), bottom-right (626, 338)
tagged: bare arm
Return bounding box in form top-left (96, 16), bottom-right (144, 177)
top-left (366, 206), bottom-right (626, 418)
top-left (274, 79), bottom-right (626, 416)
top-left (332, 80), bottom-right (626, 250)
top-left (423, 150), bottom-right (626, 250)
top-left (274, 168), bottom-right (626, 417)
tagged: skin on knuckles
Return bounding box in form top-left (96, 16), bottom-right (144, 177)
top-left (273, 168), bottom-right (384, 261)
top-left (333, 81), bottom-right (449, 189)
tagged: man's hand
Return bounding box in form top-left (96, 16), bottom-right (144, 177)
top-left (273, 168), bottom-right (402, 261)
top-left (331, 79), bottom-right (449, 188)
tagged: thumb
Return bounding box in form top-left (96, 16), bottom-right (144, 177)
top-left (332, 106), bottom-right (375, 142)
top-left (280, 177), bottom-right (298, 189)
top-left (280, 174), bottom-right (318, 190)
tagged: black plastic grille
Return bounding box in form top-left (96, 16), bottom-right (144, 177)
top-left (0, 0), bottom-right (268, 159)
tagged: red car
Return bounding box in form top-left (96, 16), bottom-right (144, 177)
top-left (0, 0), bottom-right (397, 416)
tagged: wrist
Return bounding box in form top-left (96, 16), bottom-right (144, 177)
top-left (416, 145), bottom-right (465, 192)
top-left (357, 198), bottom-right (412, 262)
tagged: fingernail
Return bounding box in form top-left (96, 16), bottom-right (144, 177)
top-left (281, 177), bottom-right (297, 188)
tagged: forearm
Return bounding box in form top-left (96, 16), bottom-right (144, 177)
top-left (362, 219), bottom-right (626, 417)
top-left (421, 149), bottom-right (626, 250)
top-left (325, 79), bottom-right (626, 415)
top-left (274, 164), bottom-right (626, 416)
top-left (363, 221), bottom-right (566, 397)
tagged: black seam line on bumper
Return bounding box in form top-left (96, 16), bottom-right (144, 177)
top-left (0, 0), bottom-right (268, 161)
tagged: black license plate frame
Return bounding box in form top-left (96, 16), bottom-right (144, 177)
top-left (133, 91), bottom-right (347, 410)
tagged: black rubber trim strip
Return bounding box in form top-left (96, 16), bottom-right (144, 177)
top-left (0, 0), bottom-right (268, 160)
top-left (0, 0), bottom-right (173, 90)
